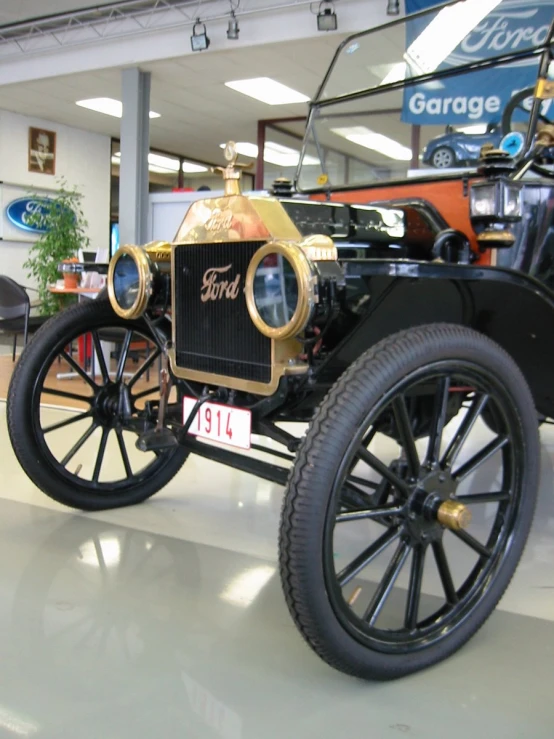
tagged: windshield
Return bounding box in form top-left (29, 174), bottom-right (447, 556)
top-left (297, 0), bottom-right (554, 191)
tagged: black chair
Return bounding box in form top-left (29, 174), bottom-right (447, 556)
top-left (0, 276), bottom-right (50, 361)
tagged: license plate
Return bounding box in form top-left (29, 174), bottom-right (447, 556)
top-left (183, 397), bottom-right (252, 450)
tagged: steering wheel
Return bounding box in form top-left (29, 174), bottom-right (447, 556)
top-left (501, 86), bottom-right (554, 135)
top-left (501, 85), bottom-right (554, 177)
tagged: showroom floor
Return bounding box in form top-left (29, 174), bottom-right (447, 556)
top-left (0, 399), bottom-right (553, 738)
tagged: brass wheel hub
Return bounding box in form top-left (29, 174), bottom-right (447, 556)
top-left (403, 468), bottom-right (471, 544)
top-left (437, 500), bottom-right (472, 531)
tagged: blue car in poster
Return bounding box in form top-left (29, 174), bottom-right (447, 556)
top-left (422, 123), bottom-right (502, 169)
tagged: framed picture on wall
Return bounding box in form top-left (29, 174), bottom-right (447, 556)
top-left (28, 127), bottom-right (56, 175)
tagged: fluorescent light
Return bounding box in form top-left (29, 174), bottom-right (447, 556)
top-left (112, 152), bottom-right (207, 174)
top-left (149, 153), bottom-right (180, 171)
top-left (457, 124), bottom-right (487, 134)
top-left (76, 97), bottom-right (161, 119)
top-left (182, 161), bottom-right (208, 173)
top-left (331, 126), bottom-right (412, 161)
top-left (224, 77), bottom-right (309, 105)
top-left (263, 141), bottom-right (315, 167)
top-left (404, 0), bottom-right (502, 76)
top-left (220, 141), bottom-right (318, 167)
top-left (224, 141), bottom-right (258, 158)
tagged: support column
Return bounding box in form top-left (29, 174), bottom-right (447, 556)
top-left (119, 67), bottom-right (151, 246)
top-left (255, 119), bottom-right (265, 190)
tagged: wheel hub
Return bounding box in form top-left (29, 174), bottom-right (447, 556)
top-left (94, 382), bottom-right (133, 426)
top-left (403, 468), bottom-right (471, 544)
top-left (436, 500), bottom-right (472, 531)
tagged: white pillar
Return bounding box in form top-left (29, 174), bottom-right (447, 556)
top-left (119, 67), bottom-right (150, 246)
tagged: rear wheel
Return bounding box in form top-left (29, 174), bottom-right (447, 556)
top-left (7, 299), bottom-right (188, 511)
top-left (279, 324), bottom-right (539, 679)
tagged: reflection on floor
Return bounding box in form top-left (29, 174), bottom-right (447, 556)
top-left (0, 401), bottom-right (553, 738)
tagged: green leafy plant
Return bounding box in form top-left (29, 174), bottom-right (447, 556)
top-left (23, 179), bottom-right (90, 315)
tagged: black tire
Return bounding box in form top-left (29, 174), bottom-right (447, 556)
top-left (431, 146), bottom-right (454, 168)
top-left (279, 324), bottom-right (539, 680)
top-left (7, 299), bottom-right (188, 511)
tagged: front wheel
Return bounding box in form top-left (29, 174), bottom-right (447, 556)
top-left (431, 146), bottom-right (454, 168)
top-left (7, 299), bottom-right (189, 511)
top-left (279, 324), bottom-right (539, 680)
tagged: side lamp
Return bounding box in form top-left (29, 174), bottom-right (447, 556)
top-left (469, 179), bottom-right (523, 249)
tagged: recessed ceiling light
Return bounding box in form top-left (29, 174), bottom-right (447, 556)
top-left (112, 152), bottom-right (207, 174)
top-left (224, 78), bottom-right (309, 105)
top-left (219, 141), bottom-right (318, 167)
top-left (148, 153), bottom-right (180, 171)
top-left (76, 97), bottom-right (161, 119)
top-left (182, 161), bottom-right (208, 173)
top-left (223, 141), bottom-right (258, 158)
top-left (331, 126), bottom-right (412, 161)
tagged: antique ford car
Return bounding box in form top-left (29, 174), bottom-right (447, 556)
top-left (7, 0), bottom-right (554, 680)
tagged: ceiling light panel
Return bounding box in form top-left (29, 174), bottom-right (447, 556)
top-left (76, 97), bottom-right (161, 119)
top-left (332, 126), bottom-right (412, 161)
top-left (182, 161), bottom-right (208, 173)
top-left (220, 141), bottom-right (318, 167)
top-left (112, 152), bottom-right (207, 174)
top-left (224, 78), bottom-right (310, 105)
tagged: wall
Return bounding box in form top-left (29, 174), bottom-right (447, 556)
top-left (0, 109), bottom-right (111, 287)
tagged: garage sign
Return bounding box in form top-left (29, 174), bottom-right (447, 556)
top-left (402, 0), bottom-right (554, 126)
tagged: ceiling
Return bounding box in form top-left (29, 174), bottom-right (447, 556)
top-left (0, 1), bottom-right (126, 26)
top-left (0, 33), bottom-right (347, 170)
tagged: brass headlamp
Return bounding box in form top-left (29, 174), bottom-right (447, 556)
top-left (245, 238), bottom-right (342, 341)
top-left (107, 244), bottom-right (157, 320)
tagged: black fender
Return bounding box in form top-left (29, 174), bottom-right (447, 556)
top-left (320, 260), bottom-right (554, 417)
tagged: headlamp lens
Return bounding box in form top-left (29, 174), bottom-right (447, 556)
top-left (503, 185), bottom-right (522, 218)
top-left (470, 184), bottom-right (497, 218)
top-left (113, 253), bottom-right (140, 310)
top-left (253, 252), bottom-right (299, 329)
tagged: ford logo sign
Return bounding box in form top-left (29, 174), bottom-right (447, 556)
top-left (6, 197), bottom-right (54, 234)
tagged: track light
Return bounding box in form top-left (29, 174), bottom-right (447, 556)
top-left (191, 19), bottom-right (210, 51)
top-left (317, 1), bottom-right (337, 31)
top-left (227, 10), bottom-right (239, 40)
top-left (386, 0), bottom-right (400, 15)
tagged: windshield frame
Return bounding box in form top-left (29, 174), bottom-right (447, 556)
top-left (295, 1), bottom-right (554, 194)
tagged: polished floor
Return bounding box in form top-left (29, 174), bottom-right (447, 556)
top-left (0, 399), bottom-right (553, 738)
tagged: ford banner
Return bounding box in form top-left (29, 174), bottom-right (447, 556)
top-left (402, 0), bottom-right (554, 126)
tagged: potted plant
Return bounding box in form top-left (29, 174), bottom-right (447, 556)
top-left (23, 179), bottom-right (90, 315)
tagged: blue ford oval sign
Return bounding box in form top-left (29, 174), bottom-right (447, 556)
top-left (6, 197), bottom-right (54, 234)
